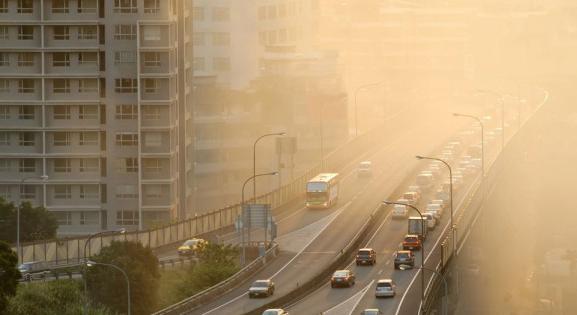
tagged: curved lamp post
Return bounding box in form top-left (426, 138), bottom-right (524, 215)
top-left (383, 200), bottom-right (426, 312)
top-left (86, 260), bottom-right (131, 315)
top-left (240, 171), bottom-right (278, 265)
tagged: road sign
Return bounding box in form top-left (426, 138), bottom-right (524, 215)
top-left (243, 204), bottom-right (271, 229)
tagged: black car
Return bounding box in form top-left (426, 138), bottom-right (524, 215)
top-left (331, 270), bottom-right (355, 288)
top-left (356, 248), bottom-right (376, 266)
top-left (394, 250), bottom-right (415, 269)
top-left (248, 280), bottom-right (275, 298)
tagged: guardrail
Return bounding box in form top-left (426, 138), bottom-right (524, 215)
top-left (154, 242), bottom-right (280, 315)
top-left (11, 123), bottom-right (386, 265)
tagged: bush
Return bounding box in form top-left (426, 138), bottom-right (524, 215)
top-left (0, 241), bottom-right (19, 313)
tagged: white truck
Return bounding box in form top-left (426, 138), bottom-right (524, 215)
top-left (408, 216), bottom-right (428, 240)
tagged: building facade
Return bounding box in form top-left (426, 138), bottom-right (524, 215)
top-left (0, 0), bottom-right (194, 236)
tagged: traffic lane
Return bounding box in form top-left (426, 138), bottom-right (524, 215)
top-left (197, 134), bottom-right (422, 315)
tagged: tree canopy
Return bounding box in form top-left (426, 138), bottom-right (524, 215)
top-left (0, 240), bottom-right (20, 313)
top-left (0, 198), bottom-right (58, 243)
top-left (86, 241), bottom-right (160, 315)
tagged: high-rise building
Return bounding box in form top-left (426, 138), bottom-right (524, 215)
top-left (0, 0), bottom-right (194, 236)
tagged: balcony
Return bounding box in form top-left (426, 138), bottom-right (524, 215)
top-left (0, 0), bottom-right (42, 21)
top-left (0, 184), bottom-right (45, 207)
top-left (0, 132), bottom-right (43, 155)
top-left (1, 26), bottom-right (42, 49)
top-left (140, 78), bottom-right (175, 102)
top-left (140, 105), bottom-right (172, 129)
top-left (0, 106), bottom-right (42, 129)
top-left (45, 53), bottom-right (99, 76)
top-left (45, 79), bottom-right (99, 102)
top-left (0, 53), bottom-right (42, 75)
top-left (44, 26), bottom-right (99, 49)
top-left (43, 0), bottom-right (98, 21)
top-left (0, 80), bottom-right (43, 103)
top-left (139, 24), bottom-right (174, 49)
top-left (140, 51), bottom-right (175, 74)
top-left (141, 184), bottom-right (173, 207)
top-left (141, 131), bottom-right (173, 155)
top-left (45, 105), bottom-right (100, 129)
top-left (141, 158), bottom-right (173, 181)
top-left (45, 132), bottom-right (100, 155)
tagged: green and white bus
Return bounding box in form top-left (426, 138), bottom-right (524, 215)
top-left (306, 173), bottom-right (340, 209)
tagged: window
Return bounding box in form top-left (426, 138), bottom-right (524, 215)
top-left (115, 78), bottom-right (137, 93)
top-left (192, 57), bottom-right (204, 71)
top-left (114, 24), bottom-right (136, 40)
top-left (79, 132), bottom-right (97, 145)
top-left (53, 105), bottom-right (70, 119)
top-left (0, 53), bottom-right (8, 66)
top-left (20, 184), bottom-right (35, 199)
top-left (115, 104), bottom-right (137, 120)
top-left (143, 158), bottom-right (161, 173)
top-left (18, 79), bottom-right (34, 93)
top-left (0, 80), bottom-right (9, 93)
top-left (143, 26), bottom-right (161, 41)
top-left (18, 132), bottom-right (35, 146)
top-left (193, 7), bottom-right (203, 20)
top-left (119, 157), bottom-right (138, 172)
top-left (142, 106), bottom-right (161, 120)
top-left (79, 105), bottom-right (97, 119)
top-left (53, 132), bottom-right (71, 146)
top-left (17, 0), bottom-right (33, 14)
top-left (143, 52), bottom-right (160, 67)
top-left (144, 133), bottom-right (162, 147)
top-left (0, 132), bottom-right (8, 145)
top-left (79, 52), bottom-right (97, 65)
top-left (54, 159), bottom-right (71, 173)
top-left (54, 185), bottom-right (72, 199)
top-left (144, 185), bottom-right (162, 199)
top-left (114, 51), bottom-right (136, 64)
top-left (55, 212), bottom-right (72, 225)
top-left (18, 26), bottom-right (34, 40)
top-left (212, 7), bottom-right (229, 21)
top-left (0, 186), bottom-right (10, 200)
top-left (79, 158), bottom-right (98, 172)
top-left (53, 79), bottom-right (70, 93)
top-left (19, 159), bottom-right (35, 173)
top-left (18, 106), bottom-right (34, 119)
top-left (0, 106), bottom-right (8, 119)
top-left (115, 133), bottom-right (138, 146)
top-left (78, 26), bottom-right (97, 40)
top-left (214, 57), bottom-right (230, 71)
top-left (53, 26), bottom-right (70, 40)
top-left (17, 52), bottom-right (34, 67)
top-left (52, 0), bottom-right (69, 13)
top-left (77, 0), bottom-right (96, 13)
top-left (0, 26), bottom-right (8, 40)
top-left (114, 0), bottom-right (137, 13)
top-left (0, 159), bottom-right (10, 171)
top-left (79, 186), bottom-right (98, 200)
top-left (144, 0), bottom-right (159, 14)
top-left (192, 32), bottom-right (204, 45)
top-left (116, 210), bottom-right (138, 225)
top-left (115, 186), bottom-right (137, 199)
top-left (143, 79), bottom-right (158, 94)
top-left (79, 79), bottom-right (98, 93)
top-left (213, 32), bottom-right (230, 46)
top-left (0, 0), bottom-right (7, 13)
top-left (52, 52), bottom-right (70, 67)
top-left (80, 211), bottom-right (99, 224)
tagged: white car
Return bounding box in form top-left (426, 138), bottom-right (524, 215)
top-left (431, 199), bottom-right (446, 209)
top-left (375, 279), bottom-right (396, 298)
top-left (426, 203), bottom-right (443, 219)
top-left (407, 185), bottom-right (422, 195)
top-left (392, 204), bottom-right (408, 219)
top-left (416, 173), bottom-right (434, 190)
top-left (358, 161), bottom-right (372, 177)
top-left (423, 212), bottom-right (437, 230)
top-left (402, 191), bottom-right (420, 205)
top-left (262, 309), bottom-right (288, 315)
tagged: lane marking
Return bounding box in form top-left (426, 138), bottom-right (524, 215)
top-left (321, 280), bottom-right (375, 315)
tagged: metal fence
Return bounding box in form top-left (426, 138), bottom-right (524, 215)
top-left (12, 126), bottom-right (381, 265)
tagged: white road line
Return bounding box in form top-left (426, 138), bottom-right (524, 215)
top-left (321, 280), bottom-right (375, 315)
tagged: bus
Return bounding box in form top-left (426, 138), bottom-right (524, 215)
top-left (306, 173), bottom-right (339, 209)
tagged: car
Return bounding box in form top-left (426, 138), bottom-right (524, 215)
top-left (262, 309), bottom-right (289, 315)
top-left (360, 309), bottom-right (383, 315)
top-left (331, 270), bottom-right (355, 288)
top-left (426, 203), bottom-right (443, 219)
top-left (407, 185), bottom-right (422, 195)
top-left (423, 212), bottom-right (436, 230)
top-left (431, 199), bottom-right (446, 210)
top-left (391, 203), bottom-right (408, 219)
top-left (416, 173), bottom-right (434, 190)
top-left (18, 261), bottom-right (49, 281)
top-left (248, 279), bottom-right (275, 298)
top-left (357, 161), bottom-right (373, 177)
top-left (403, 191), bottom-right (420, 205)
top-left (402, 235), bottom-right (421, 251)
top-left (177, 238), bottom-right (207, 256)
top-left (394, 250), bottom-right (415, 269)
top-left (356, 248), bottom-right (376, 266)
top-left (375, 279), bottom-right (396, 297)
top-left (436, 189), bottom-right (450, 202)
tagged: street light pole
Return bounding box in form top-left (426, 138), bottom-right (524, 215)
top-left (17, 175), bottom-right (48, 264)
top-left (383, 201), bottom-right (426, 312)
top-left (240, 171), bottom-right (278, 265)
top-left (86, 261), bottom-right (131, 315)
top-left (83, 229), bottom-right (125, 315)
top-left (452, 113), bottom-right (485, 178)
top-left (415, 156), bottom-right (455, 255)
top-left (354, 81), bottom-right (384, 137)
top-left (252, 133), bottom-right (285, 246)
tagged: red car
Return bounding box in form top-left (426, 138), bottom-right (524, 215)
top-left (402, 234), bottom-right (422, 250)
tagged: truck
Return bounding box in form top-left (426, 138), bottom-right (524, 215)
top-left (408, 216), bottom-right (427, 240)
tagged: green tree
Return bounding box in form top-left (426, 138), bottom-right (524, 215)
top-left (86, 241), bottom-right (160, 315)
top-left (7, 280), bottom-right (112, 315)
top-left (0, 241), bottom-right (20, 313)
top-left (0, 198), bottom-right (58, 243)
top-left (177, 244), bottom-right (239, 299)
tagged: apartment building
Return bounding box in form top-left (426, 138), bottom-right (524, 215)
top-left (0, 0), bottom-right (194, 236)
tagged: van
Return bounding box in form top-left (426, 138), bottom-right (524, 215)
top-left (18, 261), bottom-right (49, 280)
top-left (416, 173), bottom-right (434, 190)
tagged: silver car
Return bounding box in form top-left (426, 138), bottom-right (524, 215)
top-left (375, 279), bottom-right (395, 297)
